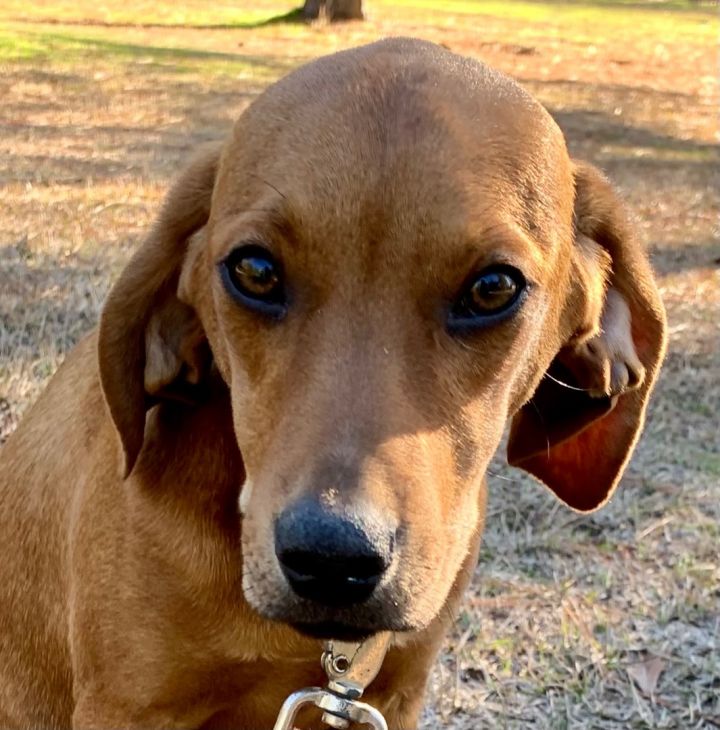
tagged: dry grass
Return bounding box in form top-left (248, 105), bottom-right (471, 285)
top-left (1, 0), bottom-right (718, 727)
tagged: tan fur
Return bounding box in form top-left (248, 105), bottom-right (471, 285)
top-left (0, 38), bottom-right (665, 729)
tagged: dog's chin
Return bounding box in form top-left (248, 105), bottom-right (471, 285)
top-left (291, 620), bottom-right (380, 642)
top-left (244, 588), bottom-right (426, 639)
top-left (268, 606), bottom-right (421, 640)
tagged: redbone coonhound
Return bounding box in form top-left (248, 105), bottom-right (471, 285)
top-left (0, 38), bottom-right (666, 729)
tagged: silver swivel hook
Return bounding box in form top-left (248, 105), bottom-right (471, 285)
top-left (272, 632), bottom-right (391, 730)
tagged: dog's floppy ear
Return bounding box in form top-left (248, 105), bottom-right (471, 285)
top-left (98, 144), bottom-right (222, 477)
top-left (507, 162), bottom-right (667, 512)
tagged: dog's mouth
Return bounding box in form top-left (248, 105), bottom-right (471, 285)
top-left (259, 598), bottom-right (420, 640)
top-left (291, 620), bottom-right (378, 642)
top-left (243, 576), bottom-right (421, 640)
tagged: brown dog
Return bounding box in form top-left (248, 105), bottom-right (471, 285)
top-left (0, 38), bottom-right (665, 729)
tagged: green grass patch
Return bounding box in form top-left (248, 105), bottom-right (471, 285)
top-left (0, 0), bottom-right (715, 42)
top-left (0, 28), bottom-right (53, 60)
top-left (380, 0), bottom-right (717, 40)
top-left (695, 450), bottom-right (720, 476)
top-left (0, 27), bottom-right (300, 79)
top-left (0, 0), bottom-right (295, 28)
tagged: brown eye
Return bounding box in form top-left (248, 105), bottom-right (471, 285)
top-left (449, 265), bottom-right (526, 329)
top-left (233, 252), bottom-right (278, 296)
top-left (221, 244), bottom-right (286, 318)
top-left (468, 270), bottom-right (519, 311)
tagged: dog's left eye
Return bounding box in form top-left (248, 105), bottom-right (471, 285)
top-left (449, 265), bottom-right (526, 329)
top-left (220, 244), bottom-right (286, 317)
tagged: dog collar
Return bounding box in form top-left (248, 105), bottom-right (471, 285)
top-left (273, 632), bottom-right (391, 729)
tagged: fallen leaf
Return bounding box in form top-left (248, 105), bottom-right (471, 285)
top-left (627, 655), bottom-right (667, 696)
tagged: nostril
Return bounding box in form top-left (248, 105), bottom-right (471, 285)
top-left (279, 549), bottom-right (388, 583)
top-left (277, 550), bottom-right (385, 607)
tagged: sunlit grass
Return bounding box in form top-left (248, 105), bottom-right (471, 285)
top-left (0, 29), bottom-right (52, 60)
top-left (0, 0), bottom-right (714, 82)
top-left (0, 27), bottom-right (300, 79)
top-left (378, 0), bottom-right (717, 43)
top-left (0, 0), bottom-right (287, 27)
top-left (0, 0), bottom-right (715, 44)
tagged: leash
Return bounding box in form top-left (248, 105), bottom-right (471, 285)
top-left (272, 632), bottom-right (391, 730)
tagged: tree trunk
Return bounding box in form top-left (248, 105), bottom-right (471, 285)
top-left (303, 0), bottom-right (363, 21)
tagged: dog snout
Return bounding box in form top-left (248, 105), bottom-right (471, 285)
top-left (274, 498), bottom-right (395, 608)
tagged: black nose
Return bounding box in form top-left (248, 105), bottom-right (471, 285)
top-left (274, 499), bottom-right (394, 607)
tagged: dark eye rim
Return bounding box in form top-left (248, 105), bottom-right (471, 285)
top-left (219, 243), bottom-right (288, 319)
top-left (447, 264), bottom-right (528, 333)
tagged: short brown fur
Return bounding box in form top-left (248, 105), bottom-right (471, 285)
top-left (0, 38), bottom-right (665, 729)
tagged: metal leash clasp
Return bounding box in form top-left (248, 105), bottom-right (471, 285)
top-left (273, 632), bottom-right (391, 730)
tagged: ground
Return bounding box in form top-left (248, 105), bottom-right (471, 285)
top-left (0, 0), bottom-right (718, 727)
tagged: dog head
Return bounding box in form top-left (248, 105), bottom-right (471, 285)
top-left (98, 38), bottom-right (665, 638)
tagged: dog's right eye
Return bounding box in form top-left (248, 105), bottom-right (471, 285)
top-left (447, 264), bottom-right (526, 332)
top-left (220, 244), bottom-right (287, 318)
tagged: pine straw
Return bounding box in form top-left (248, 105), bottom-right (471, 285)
top-left (1, 1), bottom-right (718, 727)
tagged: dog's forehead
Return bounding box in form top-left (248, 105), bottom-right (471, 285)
top-left (212, 38), bottom-right (571, 252)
